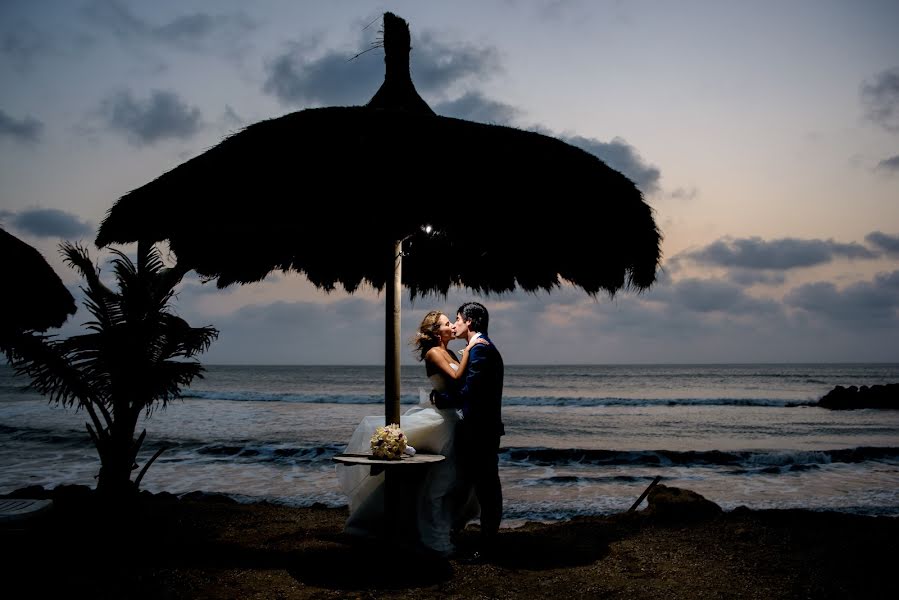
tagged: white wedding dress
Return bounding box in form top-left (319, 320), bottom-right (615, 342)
top-left (336, 364), bottom-right (479, 555)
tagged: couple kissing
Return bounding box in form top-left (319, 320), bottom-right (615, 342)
top-left (338, 302), bottom-right (505, 560)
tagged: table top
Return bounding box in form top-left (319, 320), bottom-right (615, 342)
top-left (333, 453), bottom-right (445, 466)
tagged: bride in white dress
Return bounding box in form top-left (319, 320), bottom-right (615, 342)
top-left (337, 310), bottom-right (484, 555)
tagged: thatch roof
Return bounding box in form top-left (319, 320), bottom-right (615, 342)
top-left (0, 227), bottom-right (76, 338)
top-left (97, 106), bottom-right (660, 296)
top-left (96, 12), bottom-right (661, 298)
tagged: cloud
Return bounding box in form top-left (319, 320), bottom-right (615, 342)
top-left (684, 236), bottom-right (878, 270)
top-left (262, 30), bottom-right (499, 107)
top-left (785, 270), bottom-right (899, 326)
top-left (3, 208), bottom-right (92, 239)
top-left (669, 187), bottom-right (699, 201)
top-left (405, 33), bottom-right (501, 97)
top-left (0, 108), bottom-right (43, 142)
top-left (1, 20), bottom-right (52, 70)
top-left (263, 40), bottom-right (382, 107)
top-left (876, 154), bottom-right (899, 174)
top-left (726, 269), bottom-right (787, 287)
top-left (221, 105), bottom-right (243, 128)
top-left (98, 89), bottom-right (202, 145)
top-left (433, 91), bottom-right (520, 124)
top-left (168, 264), bottom-right (899, 364)
top-left (82, 0), bottom-right (254, 53)
top-left (153, 12), bottom-right (254, 50)
top-left (861, 66), bottom-right (899, 133)
top-left (865, 231), bottom-right (899, 257)
top-left (561, 135), bottom-right (661, 194)
top-left (650, 277), bottom-right (781, 315)
top-left (195, 297), bottom-right (384, 364)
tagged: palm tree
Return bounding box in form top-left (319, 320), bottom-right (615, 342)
top-left (11, 241), bottom-right (218, 499)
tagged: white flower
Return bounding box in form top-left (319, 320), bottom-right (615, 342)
top-left (370, 424), bottom-right (407, 460)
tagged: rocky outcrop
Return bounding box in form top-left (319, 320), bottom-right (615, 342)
top-left (644, 484), bottom-right (723, 522)
top-left (817, 383), bottom-right (899, 410)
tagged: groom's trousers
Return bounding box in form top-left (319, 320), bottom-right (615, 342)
top-left (456, 420), bottom-right (503, 550)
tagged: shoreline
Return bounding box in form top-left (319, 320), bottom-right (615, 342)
top-left (4, 484), bottom-right (896, 598)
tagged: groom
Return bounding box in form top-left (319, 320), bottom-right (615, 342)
top-left (433, 301), bottom-right (505, 560)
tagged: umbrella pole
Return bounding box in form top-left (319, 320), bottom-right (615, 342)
top-left (385, 239), bottom-right (402, 426)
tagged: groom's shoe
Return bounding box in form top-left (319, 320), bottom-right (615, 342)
top-left (455, 550), bottom-right (485, 565)
top-left (454, 547), bottom-right (494, 565)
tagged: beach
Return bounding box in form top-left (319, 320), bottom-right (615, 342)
top-left (5, 483), bottom-right (896, 599)
top-left (3, 363), bottom-right (897, 597)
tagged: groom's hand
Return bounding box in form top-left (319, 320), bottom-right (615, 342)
top-left (431, 390), bottom-right (450, 408)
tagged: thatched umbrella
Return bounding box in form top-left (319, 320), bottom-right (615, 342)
top-left (1, 227), bottom-right (77, 353)
top-left (96, 13), bottom-right (661, 425)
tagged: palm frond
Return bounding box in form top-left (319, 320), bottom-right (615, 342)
top-left (9, 331), bottom-right (97, 409)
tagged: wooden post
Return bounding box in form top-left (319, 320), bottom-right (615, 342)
top-left (628, 475), bottom-right (662, 513)
top-left (385, 239), bottom-right (402, 426)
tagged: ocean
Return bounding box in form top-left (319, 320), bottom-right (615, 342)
top-left (1, 363), bottom-right (897, 525)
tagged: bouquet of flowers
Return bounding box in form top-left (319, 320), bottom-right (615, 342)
top-left (370, 423), bottom-right (407, 460)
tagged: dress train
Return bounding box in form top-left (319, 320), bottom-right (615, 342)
top-left (336, 387), bottom-right (478, 554)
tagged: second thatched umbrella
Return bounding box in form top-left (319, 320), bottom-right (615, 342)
top-left (96, 12), bottom-right (662, 425)
top-left (1, 227), bottom-right (76, 356)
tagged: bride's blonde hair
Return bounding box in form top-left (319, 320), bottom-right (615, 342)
top-left (411, 310), bottom-right (444, 361)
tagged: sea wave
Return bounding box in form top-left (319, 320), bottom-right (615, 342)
top-left (499, 446), bottom-right (899, 469)
top-left (182, 443), bottom-right (897, 472)
top-left (503, 396), bottom-right (814, 407)
top-left (5, 417), bottom-right (895, 471)
top-left (4, 418), bottom-right (895, 472)
top-left (180, 390), bottom-right (387, 404)
top-left (178, 389), bottom-right (814, 408)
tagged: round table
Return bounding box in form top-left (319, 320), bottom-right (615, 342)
top-left (334, 453), bottom-right (446, 540)
top-left (333, 452), bottom-right (445, 469)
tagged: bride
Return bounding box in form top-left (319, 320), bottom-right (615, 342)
top-left (337, 310), bottom-right (484, 555)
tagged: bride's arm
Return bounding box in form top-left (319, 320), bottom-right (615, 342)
top-left (427, 339), bottom-right (488, 380)
top-left (425, 347), bottom-right (460, 379)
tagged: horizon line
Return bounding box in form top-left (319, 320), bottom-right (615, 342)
top-left (193, 361), bottom-right (899, 367)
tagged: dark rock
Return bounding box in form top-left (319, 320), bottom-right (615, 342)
top-left (138, 489), bottom-right (179, 504)
top-left (152, 491), bottom-right (180, 504)
top-left (4, 485), bottom-right (49, 499)
top-left (818, 383), bottom-right (899, 410)
top-left (645, 484), bottom-right (723, 522)
top-left (179, 491), bottom-right (238, 504)
top-left (50, 484), bottom-right (95, 503)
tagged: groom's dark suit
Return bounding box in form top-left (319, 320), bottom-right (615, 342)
top-left (434, 335), bottom-right (504, 551)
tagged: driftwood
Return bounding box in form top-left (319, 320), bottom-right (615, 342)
top-left (628, 475), bottom-right (662, 512)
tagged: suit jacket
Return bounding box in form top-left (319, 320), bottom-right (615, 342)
top-left (434, 336), bottom-right (504, 437)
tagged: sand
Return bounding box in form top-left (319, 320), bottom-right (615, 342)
top-left (3, 484), bottom-right (896, 599)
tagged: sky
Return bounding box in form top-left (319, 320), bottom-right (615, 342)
top-left (1, 0), bottom-right (897, 365)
